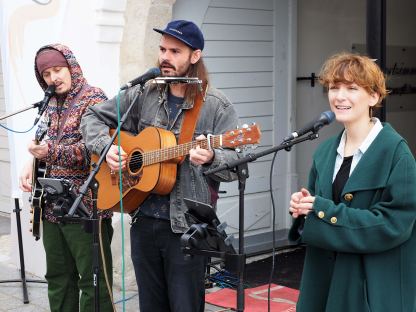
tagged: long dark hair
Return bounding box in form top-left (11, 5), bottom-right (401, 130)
top-left (184, 57), bottom-right (209, 103)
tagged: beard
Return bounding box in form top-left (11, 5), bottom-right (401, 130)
top-left (159, 60), bottom-right (190, 77)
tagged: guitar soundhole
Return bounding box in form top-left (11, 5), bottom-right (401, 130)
top-left (129, 151), bottom-right (143, 174)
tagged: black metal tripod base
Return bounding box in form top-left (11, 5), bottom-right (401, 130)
top-left (0, 198), bottom-right (46, 304)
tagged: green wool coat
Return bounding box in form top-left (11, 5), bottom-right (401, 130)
top-left (289, 123), bottom-right (416, 312)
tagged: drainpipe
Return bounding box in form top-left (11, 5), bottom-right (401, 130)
top-left (366, 0), bottom-right (386, 121)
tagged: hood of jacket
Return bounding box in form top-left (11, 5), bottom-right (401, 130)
top-left (34, 43), bottom-right (87, 107)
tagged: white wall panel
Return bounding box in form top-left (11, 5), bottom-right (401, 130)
top-left (203, 24), bottom-right (273, 41)
top-left (205, 41), bottom-right (273, 57)
top-left (210, 0), bottom-right (273, 10)
top-left (174, 0), bottom-right (295, 252)
top-left (221, 87), bottom-right (273, 103)
top-left (234, 101), bottom-right (274, 117)
top-left (211, 72), bottom-right (273, 88)
top-left (205, 7), bottom-right (273, 25)
top-left (0, 48), bottom-right (11, 213)
top-left (205, 57), bottom-right (273, 73)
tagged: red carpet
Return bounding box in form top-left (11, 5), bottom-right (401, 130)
top-left (205, 284), bottom-right (299, 312)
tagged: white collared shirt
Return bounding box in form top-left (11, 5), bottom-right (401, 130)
top-left (332, 118), bottom-right (383, 182)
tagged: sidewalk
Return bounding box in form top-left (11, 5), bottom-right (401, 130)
top-left (0, 215), bottom-right (230, 312)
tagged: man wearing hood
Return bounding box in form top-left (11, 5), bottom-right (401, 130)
top-left (19, 44), bottom-right (113, 312)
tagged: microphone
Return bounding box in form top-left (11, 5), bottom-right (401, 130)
top-left (120, 67), bottom-right (161, 90)
top-left (33, 84), bottom-right (56, 126)
top-left (284, 111), bottom-right (335, 142)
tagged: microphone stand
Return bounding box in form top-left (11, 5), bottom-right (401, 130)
top-left (66, 84), bottom-right (144, 312)
top-left (203, 132), bottom-right (320, 312)
top-left (0, 101), bottom-right (44, 121)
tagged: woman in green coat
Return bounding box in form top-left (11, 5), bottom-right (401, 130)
top-left (289, 52), bottom-right (416, 312)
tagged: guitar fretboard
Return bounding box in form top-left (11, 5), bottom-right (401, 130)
top-left (143, 135), bottom-right (222, 165)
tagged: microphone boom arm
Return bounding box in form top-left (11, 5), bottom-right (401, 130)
top-left (0, 103), bottom-right (40, 121)
top-left (204, 132), bottom-right (319, 176)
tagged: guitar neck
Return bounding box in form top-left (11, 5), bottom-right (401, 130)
top-left (143, 135), bottom-right (222, 165)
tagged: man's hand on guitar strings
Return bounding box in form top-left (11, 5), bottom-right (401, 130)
top-left (28, 140), bottom-right (49, 159)
top-left (106, 144), bottom-right (127, 171)
top-left (19, 159), bottom-right (34, 192)
top-left (189, 134), bottom-right (214, 166)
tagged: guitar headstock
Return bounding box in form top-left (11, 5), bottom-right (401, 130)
top-left (221, 124), bottom-right (261, 148)
top-left (35, 119), bottom-right (50, 142)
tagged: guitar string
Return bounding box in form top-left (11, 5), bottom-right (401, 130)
top-left (124, 136), bottom-right (222, 167)
top-left (126, 137), bottom-right (216, 166)
top-left (119, 128), bottom-right (256, 169)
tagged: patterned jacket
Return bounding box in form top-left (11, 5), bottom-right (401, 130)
top-left (34, 43), bottom-right (112, 222)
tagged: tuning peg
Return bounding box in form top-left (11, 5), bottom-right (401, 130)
top-left (29, 229), bottom-right (32, 232)
top-left (241, 124), bottom-right (254, 132)
top-left (29, 220), bottom-right (33, 224)
top-left (235, 147), bottom-right (241, 153)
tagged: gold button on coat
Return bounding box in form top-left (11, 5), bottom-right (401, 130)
top-left (344, 193), bottom-right (353, 201)
top-left (318, 211), bottom-right (325, 218)
top-left (330, 217), bottom-right (337, 224)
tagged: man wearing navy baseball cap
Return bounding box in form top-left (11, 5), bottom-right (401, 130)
top-left (153, 19), bottom-right (205, 51)
top-left (81, 20), bottom-right (239, 312)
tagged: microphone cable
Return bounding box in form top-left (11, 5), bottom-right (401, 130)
top-left (0, 123), bottom-right (35, 133)
top-left (267, 150), bottom-right (279, 312)
top-left (116, 89), bottom-right (127, 312)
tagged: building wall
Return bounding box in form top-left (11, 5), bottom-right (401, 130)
top-left (119, 0), bottom-right (176, 84)
top-left (1, 0), bottom-right (127, 279)
top-left (384, 0), bottom-right (416, 155)
top-left (296, 0), bottom-right (416, 189)
top-left (172, 0), bottom-right (297, 253)
top-left (0, 49), bottom-right (12, 214)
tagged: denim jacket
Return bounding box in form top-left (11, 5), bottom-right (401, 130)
top-left (81, 83), bottom-right (239, 233)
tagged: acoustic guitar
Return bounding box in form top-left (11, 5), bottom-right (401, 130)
top-left (29, 121), bottom-right (49, 240)
top-left (92, 125), bottom-right (261, 213)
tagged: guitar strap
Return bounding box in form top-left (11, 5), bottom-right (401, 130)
top-left (177, 85), bottom-right (206, 164)
top-left (56, 84), bottom-right (89, 142)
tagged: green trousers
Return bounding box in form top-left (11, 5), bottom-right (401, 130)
top-left (42, 219), bottom-right (113, 312)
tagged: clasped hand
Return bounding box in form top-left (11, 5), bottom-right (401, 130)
top-left (289, 187), bottom-right (315, 218)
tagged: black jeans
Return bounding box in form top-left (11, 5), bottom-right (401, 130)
top-left (130, 217), bottom-right (206, 312)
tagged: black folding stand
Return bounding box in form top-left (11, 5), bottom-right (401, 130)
top-left (0, 198), bottom-right (46, 304)
top-left (202, 132), bottom-right (319, 312)
top-left (0, 84), bottom-right (56, 303)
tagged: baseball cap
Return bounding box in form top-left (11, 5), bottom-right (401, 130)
top-left (153, 20), bottom-right (204, 51)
